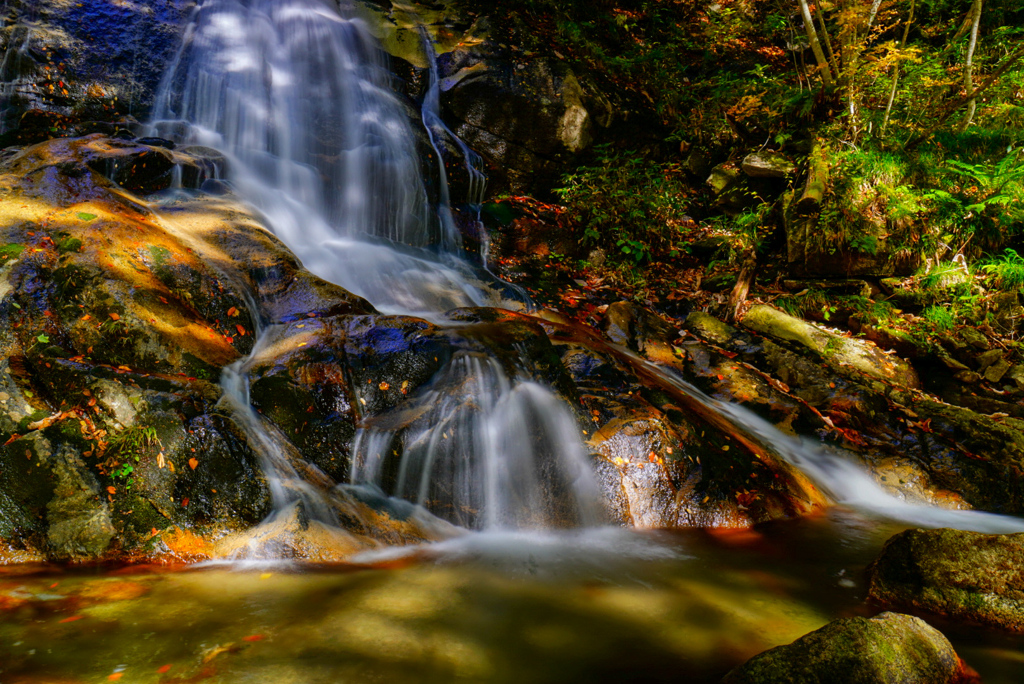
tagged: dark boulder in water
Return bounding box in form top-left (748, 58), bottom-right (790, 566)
top-left (867, 527), bottom-right (1024, 633)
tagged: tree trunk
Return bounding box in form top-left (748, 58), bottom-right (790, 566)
top-left (798, 0), bottom-right (834, 87)
top-left (797, 144), bottom-right (829, 214)
top-left (961, 0), bottom-right (983, 131)
top-left (881, 0), bottom-right (917, 137)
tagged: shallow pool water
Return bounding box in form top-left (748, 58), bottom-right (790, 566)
top-left (1, 510), bottom-right (1021, 683)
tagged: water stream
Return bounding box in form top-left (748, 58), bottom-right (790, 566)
top-left (4, 0), bottom-right (1024, 679)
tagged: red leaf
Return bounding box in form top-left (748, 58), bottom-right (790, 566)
top-left (60, 615), bottom-right (84, 623)
top-left (157, 665), bottom-right (173, 674)
top-left (243, 634), bottom-right (265, 642)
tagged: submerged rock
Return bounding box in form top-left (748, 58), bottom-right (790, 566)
top-left (722, 612), bottom-right (977, 684)
top-left (867, 528), bottom-right (1024, 632)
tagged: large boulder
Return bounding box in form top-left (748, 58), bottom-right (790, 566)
top-left (0, 135), bottom-right (375, 560)
top-left (722, 612), bottom-right (977, 684)
top-left (867, 528), bottom-right (1024, 632)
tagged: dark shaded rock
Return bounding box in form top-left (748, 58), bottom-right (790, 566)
top-left (722, 612), bottom-right (976, 684)
top-left (0, 0), bottom-right (194, 144)
top-left (867, 528), bottom-right (1024, 632)
top-left (442, 53), bottom-right (608, 192)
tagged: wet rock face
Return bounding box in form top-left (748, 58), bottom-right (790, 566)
top-left (722, 612), bottom-right (976, 684)
top-left (442, 55), bottom-right (604, 192)
top-left (0, 0), bottom-right (195, 145)
top-left (867, 528), bottom-right (1024, 633)
top-left (548, 319), bottom-right (829, 529)
top-left (0, 135), bottom-right (377, 560)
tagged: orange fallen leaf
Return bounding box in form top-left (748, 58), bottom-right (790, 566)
top-left (235, 324), bottom-right (246, 336)
top-left (181, 497), bottom-right (190, 507)
top-left (243, 634), bottom-right (265, 642)
top-left (157, 665), bottom-right (173, 674)
top-left (108, 673), bottom-right (123, 681)
top-left (227, 307), bottom-right (239, 317)
top-left (378, 381), bottom-right (390, 391)
top-left (225, 336), bottom-right (234, 344)
top-left (189, 457), bottom-right (198, 470)
top-left (107, 486), bottom-right (116, 494)
top-left (60, 615), bottom-right (84, 623)
top-left (80, 314), bottom-right (92, 321)
top-left (109, 313), bottom-right (120, 321)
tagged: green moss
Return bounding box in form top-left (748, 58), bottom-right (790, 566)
top-left (0, 243), bottom-right (25, 260)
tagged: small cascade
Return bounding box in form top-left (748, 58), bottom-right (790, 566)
top-left (351, 352), bottom-right (604, 530)
top-left (0, 17), bottom-right (41, 135)
top-left (418, 28), bottom-right (486, 254)
top-left (646, 359), bottom-right (1024, 534)
top-left (219, 331), bottom-right (338, 525)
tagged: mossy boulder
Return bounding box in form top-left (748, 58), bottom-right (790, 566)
top-left (867, 528), bottom-right (1024, 632)
top-left (722, 612), bottom-right (976, 684)
top-left (742, 305), bottom-right (921, 390)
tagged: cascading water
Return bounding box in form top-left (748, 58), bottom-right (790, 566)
top-left (350, 352), bottom-right (605, 530)
top-left (643, 358), bottom-right (1024, 534)
top-left (147, 0), bottom-right (598, 539)
top-left (149, 0), bottom-right (516, 317)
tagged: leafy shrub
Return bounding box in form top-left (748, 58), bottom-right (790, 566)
top-left (555, 144), bottom-right (693, 265)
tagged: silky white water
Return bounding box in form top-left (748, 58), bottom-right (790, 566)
top-left (148, 0), bottom-right (599, 536)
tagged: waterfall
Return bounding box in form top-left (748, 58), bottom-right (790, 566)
top-left (149, 0), bottom-right (516, 318)
top-left (350, 352), bottom-right (604, 531)
top-left (147, 0), bottom-right (597, 540)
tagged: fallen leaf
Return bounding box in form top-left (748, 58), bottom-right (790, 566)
top-left (107, 486), bottom-right (116, 494)
top-left (227, 307), bottom-right (239, 317)
top-left (109, 313), bottom-right (120, 321)
top-left (59, 615), bottom-right (84, 623)
top-left (189, 457), bottom-right (198, 470)
top-left (108, 673), bottom-right (123, 681)
top-left (236, 324), bottom-right (246, 336)
top-left (181, 497), bottom-right (190, 507)
top-left (157, 451), bottom-right (166, 468)
top-left (378, 381), bottom-right (390, 391)
top-left (243, 634), bottom-right (265, 642)
top-left (157, 665), bottom-right (173, 674)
